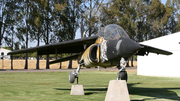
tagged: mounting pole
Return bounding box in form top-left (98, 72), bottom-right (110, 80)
top-left (76, 77), bottom-right (79, 84)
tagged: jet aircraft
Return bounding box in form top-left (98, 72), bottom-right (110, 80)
top-left (8, 24), bottom-right (172, 83)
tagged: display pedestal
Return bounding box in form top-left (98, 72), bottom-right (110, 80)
top-left (70, 85), bottom-right (84, 95)
top-left (105, 80), bottom-right (130, 101)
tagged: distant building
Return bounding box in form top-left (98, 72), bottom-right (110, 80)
top-left (137, 32), bottom-right (180, 77)
top-left (0, 48), bottom-right (11, 59)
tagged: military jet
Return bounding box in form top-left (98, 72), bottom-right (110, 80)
top-left (8, 24), bottom-right (172, 83)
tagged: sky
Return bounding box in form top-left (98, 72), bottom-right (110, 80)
top-left (1, 0), bottom-right (168, 48)
top-left (161, 0), bottom-right (167, 4)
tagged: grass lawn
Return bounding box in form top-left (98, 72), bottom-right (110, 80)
top-left (0, 71), bottom-right (180, 101)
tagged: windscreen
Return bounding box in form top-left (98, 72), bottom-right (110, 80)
top-left (97, 24), bottom-right (129, 40)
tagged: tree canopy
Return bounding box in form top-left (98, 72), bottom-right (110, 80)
top-left (0, 0), bottom-right (179, 60)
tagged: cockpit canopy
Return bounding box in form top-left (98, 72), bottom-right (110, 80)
top-left (97, 24), bottom-right (129, 40)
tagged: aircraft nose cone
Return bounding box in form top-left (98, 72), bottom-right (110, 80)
top-left (117, 38), bottom-right (141, 58)
top-left (127, 39), bottom-right (141, 53)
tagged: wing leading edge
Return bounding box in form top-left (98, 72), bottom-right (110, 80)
top-left (136, 44), bottom-right (173, 56)
top-left (49, 54), bottom-right (80, 64)
top-left (8, 36), bottom-right (99, 55)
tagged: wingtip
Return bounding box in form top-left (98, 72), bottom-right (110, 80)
top-left (7, 52), bottom-right (11, 55)
top-left (165, 51), bottom-right (173, 55)
top-left (169, 52), bottom-right (173, 55)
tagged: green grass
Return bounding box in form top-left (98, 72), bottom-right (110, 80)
top-left (0, 71), bottom-right (180, 101)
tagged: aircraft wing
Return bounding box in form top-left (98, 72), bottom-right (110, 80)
top-left (49, 54), bottom-right (80, 64)
top-left (8, 36), bottom-right (99, 55)
top-left (136, 44), bottom-right (173, 56)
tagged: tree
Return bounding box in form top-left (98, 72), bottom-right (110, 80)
top-left (26, 0), bottom-right (54, 69)
top-left (3, 46), bottom-right (11, 50)
top-left (29, 0), bottom-right (45, 69)
top-left (54, 0), bottom-right (84, 69)
top-left (165, 0), bottom-right (180, 33)
top-left (0, 0), bottom-right (5, 47)
top-left (82, 0), bottom-right (104, 37)
top-left (100, 0), bottom-right (173, 67)
top-left (1, 0), bottom-right (24, 69)
top-left (0, 0), bottom-right (18, 48)
top-left (14, 42), bottom-right (20, 50)
top-left (24, 0), bottom-right (30, 69)
top-left (131, 0), bottom-right (172, 41)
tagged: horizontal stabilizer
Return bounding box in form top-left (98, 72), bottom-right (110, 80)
top-left (136, 44), bottom-right (173, 56)
top-left (49, 54), bottom-right (80, 64)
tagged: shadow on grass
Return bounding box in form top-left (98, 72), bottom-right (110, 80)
top-left (55, 83), bottom-right (180, 100)
top-left (84, 88), bottom-right (107, 95)
top-left (128, 83), bottom-right (180, 101)
top-left (0, 69), bottom-right (6, 71)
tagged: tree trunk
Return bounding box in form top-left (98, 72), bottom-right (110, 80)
top-left (46, 54), bottom-right (50, 69)
top-left (68, 60), bottom-right (72, 69)
top-left (89, 0), bottom-right (92, 37)
top-left (11, 28), bottom-right (13, 70)
top-left (24, 53), bottom-right (28, 69)
top-left (131, 56), bottom-right (134, 67)
top-left (68, 53), bottom-right (72, 69)
top-left (45, 0), bottom-right (50, 69)
top-left (36, 33), bottom-right (40, 69)
top-left (59, 54), bottom-right (62, 69)
top-left (36, 52), bottom-right (39, 69)
top-left (0, 20), bottom-right (2, 46)
top-left (11, 55), bottom-right (13, 70)
top-left (24, 24), bottom-right (28, 69)
top-left (126, 59), bottom-right (130, 67)
top-left (24, 3), bottom-right (29, 69)
top-left (59, 62), bottom-right (61, 69)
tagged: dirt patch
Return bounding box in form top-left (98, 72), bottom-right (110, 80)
top-left (0, 59), bottom-right (137, 70)
top-left (0, 60), bottom-right (79, 69)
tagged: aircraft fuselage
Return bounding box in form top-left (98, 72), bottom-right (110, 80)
top-left (78, 37), bottom-right (141, 67)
